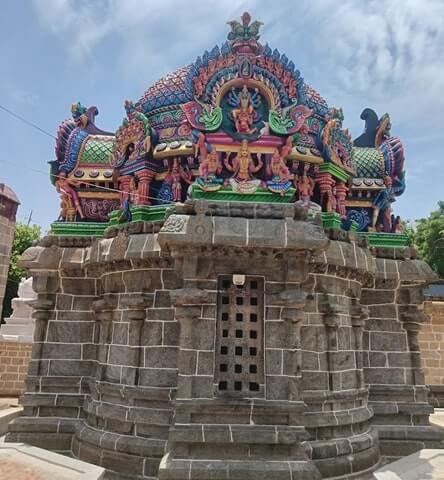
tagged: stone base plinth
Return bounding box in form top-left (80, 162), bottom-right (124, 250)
top-left (0, 437), bottom-right (105, 479)
top-left (159, 454), bottom-right (321, 480)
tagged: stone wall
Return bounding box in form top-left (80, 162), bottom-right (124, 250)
top-left (0, 341), bottom-right (32, 395)
top-left (5, 202), bottom-right (443, 480)
top-left (361, 250), bottom-right (443, 459)
top-left (420, 301), bottom-right (444, 406)
top-left (0, 215), bottom-right (16, 319)
top-left (0, 183), bottom-right (19, 320)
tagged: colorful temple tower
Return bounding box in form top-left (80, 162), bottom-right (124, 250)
top-left (7, 12), bottom-right (442, 480)
top-left (50, 12), bottom-right (406, 244)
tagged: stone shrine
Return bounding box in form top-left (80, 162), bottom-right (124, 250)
top-left (6, 12), bottom-right (443, 480)
top-left (0, 277), bottom-right (36, 342)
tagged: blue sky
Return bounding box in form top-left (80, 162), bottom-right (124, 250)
top-left (1, 0), bottom-right (443, 232)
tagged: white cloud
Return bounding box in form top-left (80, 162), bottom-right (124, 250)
top-left (32, 0), bottom-right (444, 146)
top-left (32, 0), bottom-right (248, 74)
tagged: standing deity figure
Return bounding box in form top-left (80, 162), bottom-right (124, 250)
top-left (229, 85), bottom-right (261, 135)
top-left (224, 140), bottom-right (263, 194)
top-left (266, 137), bottom-right (293, 195)
top-left (55, 172), bottom-right (84, 221)
top-left (119, 175), bottom-right (139, 223)
top-left (372, 175), bottom-right (395, 232)
top-left (295, 175), bottom-right (315, 207)
top-left (392, 215), bottom-right (403, 234)
top-left (166, 159), bottom-right (193, 202)
top-left (193, 131), bottom-right (224, 192)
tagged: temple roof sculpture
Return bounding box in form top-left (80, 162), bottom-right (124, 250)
top-left (49, 12), bottom-right (407, 245)
top-left (0, 182), bottom-right (20, 222)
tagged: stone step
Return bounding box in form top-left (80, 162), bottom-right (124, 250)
top-left (0, 406), bottom-right (22, 435)
top-left (374, 449), bottom-right (444, 479)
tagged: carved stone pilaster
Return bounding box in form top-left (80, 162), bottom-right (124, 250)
top-left (351, 301), bottom-right (368, 389)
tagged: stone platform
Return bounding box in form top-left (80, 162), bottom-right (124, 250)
top-left (374, 449), bottom-right (444, 479)
top-left (0, 397), bottom-right (21, 435)
top-left (0, 437), bottom-right (105, 480)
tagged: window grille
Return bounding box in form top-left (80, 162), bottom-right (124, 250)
top-left (215, 275), bottom-right (264, 397)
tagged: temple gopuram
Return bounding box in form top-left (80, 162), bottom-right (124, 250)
top-left (7, 13), bottom-right (443, 480)
top-left (50, 12), bottom-right (405, 243)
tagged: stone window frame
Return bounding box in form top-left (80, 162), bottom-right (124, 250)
top-left (214, 274), bottom-right (265, 398)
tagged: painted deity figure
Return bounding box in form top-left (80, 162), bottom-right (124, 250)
top-left (119, 175), bottom-right (139, 223)
top-left (266, 137), bottom-right (293, 195)
top-left (295, 175), bottom-right (315, 207)
top-left (224, 140), bottom-right (263, 194)
top-left (56, 172), bottom-right (84, 221)
top-left (392, 215), bottom-right (403, 234)
top-left (372, 175), bottom-right (395, 232)
top-left (230, 85), bottom-right (260, 135)
top-left (166, 160), bottom-right (193, 202)
top-left (193, 132), bottom-right (224, 192)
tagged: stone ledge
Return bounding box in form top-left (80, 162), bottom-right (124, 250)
top-left (0, 406), bottom-right (22, 435)
top-left (0, 436), bottom-right (105, 479)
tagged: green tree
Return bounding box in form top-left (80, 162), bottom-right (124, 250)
top-left (413, 201), bottom-right (444, 277)
top-left (1, 223), bottom-right (41, 320)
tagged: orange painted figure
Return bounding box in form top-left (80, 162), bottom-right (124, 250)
top-left (224, 140), bottom-right (263, 182)
top-left (55, 172), bottom-right (84, 220)
top-left (266, 137), bottom-right (293, 195)
top-left (296, 175), bottom-right (315, 206)
top-left (166, 160), bottom-right (193, 202)
top-left (231, 85), bottom-right (256, 134)
top-left (194, 132), bottom-right (224, 191)
top-left (195, 133), bottom-right (223, 182)
top-left (225, 140), bottom-right (263, 194)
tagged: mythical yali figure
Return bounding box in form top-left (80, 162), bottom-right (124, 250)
top-left (224, 140), bottom-right (263, 194)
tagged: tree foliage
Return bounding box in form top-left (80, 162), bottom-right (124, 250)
top-left (1, 223), bottom-right (41, 320)
top-left (412, 201), bottom-right (444, 277)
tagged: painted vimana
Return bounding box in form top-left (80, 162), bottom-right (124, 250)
top-left (7, 12), bottom-right (443, 480)
top-left (51, 12), bottom-right (405, 243)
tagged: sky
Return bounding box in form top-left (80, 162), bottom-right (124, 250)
top-left (1, 0), bottom-right (443, 232)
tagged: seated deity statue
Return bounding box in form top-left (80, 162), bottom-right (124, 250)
top-left (265, 137), bottom-right (293, 195)
top-left (224, 140), bottom-right (263, 194)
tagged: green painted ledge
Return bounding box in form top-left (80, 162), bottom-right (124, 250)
top-left (318, 163), bottom-right (350, 182)
top-left (108, 205), bottom-right (169, 226)
top-left (52, 205), bottom-right (169, 236)
top-left (322, 212), bottom-right (342, 229)
top-left (190, 185), bottom-right (296, 203)
top-left (359, 232), bottom-right (410, 247)
top-left (50, 221), bottom-right (108, 237)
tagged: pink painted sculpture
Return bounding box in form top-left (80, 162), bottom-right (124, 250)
top-left (56, 172), bottom-right (84, 221)
top-left (166, 160), bottom-right (193, 202)
top-left (224, 140), bottom-right (263, 194)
